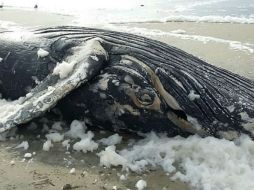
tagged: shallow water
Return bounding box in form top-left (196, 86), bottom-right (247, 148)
top-left (1, 0), bottom-right (254, 24)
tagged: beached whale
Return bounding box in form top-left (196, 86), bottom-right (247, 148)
top-left (0, 26), bottom-right (253, 139)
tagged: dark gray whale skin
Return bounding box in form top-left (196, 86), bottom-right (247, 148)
top-left (0, 26), bottom-right (253, 139)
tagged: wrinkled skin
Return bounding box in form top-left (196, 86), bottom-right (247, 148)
top-left (0, 26), bottom-right (253, 139)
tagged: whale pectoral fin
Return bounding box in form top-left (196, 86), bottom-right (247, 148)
top-left (0, 38), bottom-right (108, 133)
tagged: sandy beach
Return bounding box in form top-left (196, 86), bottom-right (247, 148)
top-left (0, 128), bottom-right (189, 190)
top-left (0, 7), bottom-right (254, 190)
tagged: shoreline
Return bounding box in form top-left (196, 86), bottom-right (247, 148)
top-left (112, 22), bottom-right (254, 80)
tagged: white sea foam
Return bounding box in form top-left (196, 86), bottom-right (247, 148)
top-left (162, 15), bottom-right (254, 24)
top-left (99, 134), bottom-right (122, 146)
top-left (98, 133), bottom-right (254, 190)
top-left (15, 141), bottom-right (29, 150)
top-left (43, 140), bottom-right (53, 151)
top-left (45, 132), bottom-right (64, 142)
top-left (135, 179), bottom-right (147, 190)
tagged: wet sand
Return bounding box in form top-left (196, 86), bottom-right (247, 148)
top-left (0, 8), bottom-right (74, 27)
top-left (0, 8), bottom-right (254, 190)
top-left (114, 22), bottom-right (254, 79)
top-left (0, 130), bottom-right (189, 190)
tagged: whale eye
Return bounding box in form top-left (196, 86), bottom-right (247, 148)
top-left (135, 89), bottom-right (155, 106)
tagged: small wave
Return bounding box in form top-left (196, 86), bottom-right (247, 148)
top-left (161, 15), bottom-right (254, 24)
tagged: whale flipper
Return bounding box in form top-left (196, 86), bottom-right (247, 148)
top-left (0, 38), bottom-right (108, 133)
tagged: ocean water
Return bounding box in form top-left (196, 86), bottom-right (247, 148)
top-left (1, 0), bottom-right (254, 24)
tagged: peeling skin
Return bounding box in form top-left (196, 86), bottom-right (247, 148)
top-left (167, 112), bottom-right (208, 136)
top-left (122, 55), bottom-right (182, 111)
top-left (119, 58), bottom-right (133, 66)
top-left (119, 83), bottom-right (161, 111)
top-left (124, 75), bottom-right (135, 85)
top-left (111, 103), bottom-right (140, 116)
top-left (98, 77), bottom-right (109, 91)
top-left (181, 70), bottom-right (203, 89)
top-left (112, 65), bottom-right (144, 79)
top-left (103, 102), bottom-right (140, 129)
top-left (156, 67), bottom-right (186, 92)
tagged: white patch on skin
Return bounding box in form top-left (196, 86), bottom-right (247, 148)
top-left (98, 77), bottom-right (109, 91)
top-left (37, 48), bottom-right (49, 59)
top-left (188, 90), bottom-right (200, 101)
top-left (112, 79), bottom-right (120, 86)
top-left (31, 76), bottom-right (40, 84)
top-left (187, 115), bottom-right (202, 131)
top-left (156, 67), bottom-right (186, 92)
top-left (119, 59), bottom-right (133, 65)
top-left (171, 76), bottom-right (186, 92)
top-left (227, 105), bottom-right (235, 113)
top-left (112, 65), bottom-right (143, 79)
top-left (124, 75), bottom-right (134, 85)
top-left (90, 55), bottom-right (99, 61)
top-left (99, 93), bottom-right (107, 99)
top-left (0, 57), bottom-right (3, 62)
top-left (181, 70), bottom-right (203, 89)
top-left (107, 103), bottom-right (140, 117)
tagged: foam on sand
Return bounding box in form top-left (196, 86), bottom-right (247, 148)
top-left (73, 131), bottom-right (98, 153)
top-left (42, 140), bottom-right (53, 151)
top-left (135, 179), bottom-right (147, 190)
top-left (45, 132), bottom-right (64, 142)
top-left (98, 133), bottom-right (254, 190)
top-left (99, 134), bottom-right (122, 146)
top-left (15, 141), bottom-right (29, 150)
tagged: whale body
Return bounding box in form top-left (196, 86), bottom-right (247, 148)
top-left (0, 26), bottom-right (253, 139)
